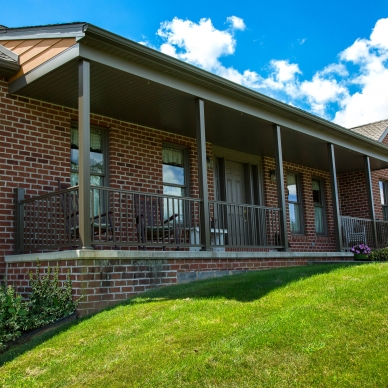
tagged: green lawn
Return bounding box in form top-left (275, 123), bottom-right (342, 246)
top-left (1, 263), bottom-right (388, 387)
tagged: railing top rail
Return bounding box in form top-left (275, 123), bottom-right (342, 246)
top-left (209, 199), bottom-right (281, 211)
top-left (376, 219), bottom-right (388, 224)
top-left (18, 185), bottom-right (202, 205)
top-left (90, 185), bottom-right (201, 201)
top-left (19, 186), bottom-right (79, 205)
top-left (340, 215), bottom-right (373, 222)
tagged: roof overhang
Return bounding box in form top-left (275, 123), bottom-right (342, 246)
top-left (0, 58), bottom-right (20, 77)
top-left (0, 43), bottom-right (20, 77)
top-left (5, 23), bottom-right (388, 174)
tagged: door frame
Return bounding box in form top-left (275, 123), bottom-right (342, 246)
top-left (212, 146), bottom-right (265, 206)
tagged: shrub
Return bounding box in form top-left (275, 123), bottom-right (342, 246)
top-left (0, 262), bottom-right (81, 351)
top-left (28, 263), bottom-right (80, 330)
top-left (370, 248), bottom-right (388, 262)
top-left (0, 283), bottom-right (29, 351)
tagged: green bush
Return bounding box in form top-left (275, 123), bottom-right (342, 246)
top-left (0, 283), bottom-right (29, 351)
top-left (28, 264), bottom-right (80, 330)
top-left (370, 247), bottom-right (388, 261)
top-left (0, 262), bottom-right (81, 351)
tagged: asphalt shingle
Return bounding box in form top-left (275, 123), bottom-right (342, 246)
top-left (350, 119), bottom-right (388, 142)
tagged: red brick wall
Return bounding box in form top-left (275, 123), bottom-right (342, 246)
top-left (381, 133), bottom-right (388, 146)
top-left (372, 169), bottom-right (388, 220)
top-left (336, 169), bottom-right (388, 221)
top-left (0, 78), bottom-right (213, 274)
top-left (337, 171), bottom-right (369, 218)
top-left (262, 157), bottom-right (336, 252)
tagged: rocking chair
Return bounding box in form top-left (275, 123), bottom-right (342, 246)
top-left (57, 180), bottom-right (114, 242)
top-left (134, 192), bottom-right (179, 250)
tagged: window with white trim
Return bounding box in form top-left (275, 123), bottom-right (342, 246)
top-left (287, 172), bottom-right (303, 234)
top-left (379, 181), bottom-right (388, 221)
top-left (162, 145), bottom-right (188, 197)
top-left (162, 145), bottom-right (189, 220)
top-left (312, 178), bottom-right (326, 234)
top-left (70, 124), bottom-right (108, 215)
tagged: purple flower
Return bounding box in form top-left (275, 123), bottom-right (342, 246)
top-left (351, 244), bottom-right (371, 255)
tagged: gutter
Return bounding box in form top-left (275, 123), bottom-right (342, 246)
top-left (0, 59), bottom-right (20, 78)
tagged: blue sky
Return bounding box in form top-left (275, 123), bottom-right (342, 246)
top-left (2, 0), bottom-right (388, 127)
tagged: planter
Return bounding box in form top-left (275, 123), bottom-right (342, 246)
top-left (354, 253), bottom-right (371, 261)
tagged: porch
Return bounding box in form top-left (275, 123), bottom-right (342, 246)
top-left (6, 23), bottom-right (388, 259)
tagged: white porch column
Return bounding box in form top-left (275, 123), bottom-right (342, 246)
top-left (273, 124), bottom-right (289, 251)
top-left (364, 155), bottom-right (378, 248)
top-left (327, 143), bottom-right (342, 251)
top-left (78, 59), bottom-right (92, 250)
top-left (196, 98), bottom-right (211, 250)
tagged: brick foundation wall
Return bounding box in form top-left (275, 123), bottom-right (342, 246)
top-left (6, 255), bottom-right (350, 316)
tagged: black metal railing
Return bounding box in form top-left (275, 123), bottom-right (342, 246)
top-left (15, 186), bottom-right (284, 253)
top-left (209, 200), bottom-right (283, 249)
top-left (90, 186), bottom-right (202, 249)
top-left (15, 186), bottom-right (80, 252)
top-left (15, 186), bottom-right (203, 252)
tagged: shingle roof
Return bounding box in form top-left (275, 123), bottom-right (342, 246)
top-left (350, 119), bottom-right (388, 142)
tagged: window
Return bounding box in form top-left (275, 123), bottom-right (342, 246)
top-left (287, 172), bottom-right (303, 233)
top-left (379, 181), bottom-right (388, 220)
top-left (70, 125), bottom-right (107, 186)
top-left (162, 145), bottom-right (188, 220)
top-left (70, 124), bottom-right (108, 216)
top-left (162, 145), bottom-right (187, 196)
top-left (312, 179), bottom-right (326, 234)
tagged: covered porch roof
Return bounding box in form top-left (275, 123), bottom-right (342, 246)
top-left (4, 22), bottom-right (388, 174)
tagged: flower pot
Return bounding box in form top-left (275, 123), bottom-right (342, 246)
top-left (354, 253), bottom-right (371, 261)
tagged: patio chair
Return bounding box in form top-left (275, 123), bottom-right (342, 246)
top-left (57, 180), bottom-right (114, 241)
top-left (342, 221), bottom-right (367, 249)
top-left (134, 192), bottom-right (179, 250)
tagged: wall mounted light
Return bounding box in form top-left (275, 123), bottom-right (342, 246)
top-left (270, 170), bottom-right (277, 182)
top-left (206, 156), bottom-right (213, 170)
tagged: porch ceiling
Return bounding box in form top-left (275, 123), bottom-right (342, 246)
top-left (11, 56), bottom-right (388, 175)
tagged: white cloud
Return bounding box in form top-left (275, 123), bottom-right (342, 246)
top-left (150, 16), bottom-right (388, 127)
top-left (157, 17), bottom-right (236, 70)
top-left (319, 63), bottom-right (348, 77)
top-left (333, 18), bottom-right (388, 127)
top-left (299, 76), bottom-right (349, 116)
top-left (370, 18), bottom-right (388, 50)
top-left (226, 16), bottom-right (246, 31)
top-left (157, 16), bottom-right (261, 88)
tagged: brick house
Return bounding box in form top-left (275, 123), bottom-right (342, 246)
top-left (1, 23), bottom-right (388, 315)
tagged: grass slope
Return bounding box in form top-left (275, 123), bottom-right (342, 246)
top-left (1, 263), bottom-right (388, 387)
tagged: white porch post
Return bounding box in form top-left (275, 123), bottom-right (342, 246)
top-left (196, 98), bottom-right (211, 250)
top-left (273, 124), bottom-right (289, 251)
top-left (327, 143), bottom-right (342, 251)
top-left (78, 59), bottom-right (92, 250)
top-left (364, 155), bottom-right (378, 248)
